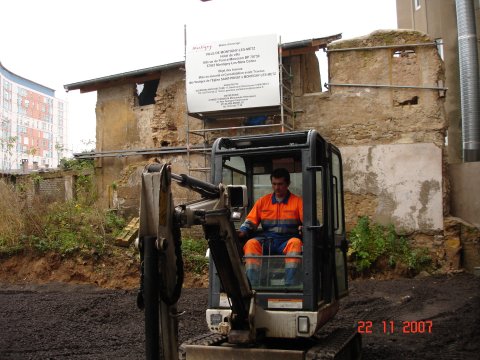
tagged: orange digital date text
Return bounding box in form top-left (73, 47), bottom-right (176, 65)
top-left (356, 320), bottom-right (433, 334)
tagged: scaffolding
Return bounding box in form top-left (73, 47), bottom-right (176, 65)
top-left (185, 42), bottom-right (295, 176)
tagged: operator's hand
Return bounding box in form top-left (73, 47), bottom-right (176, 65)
top-left (237, 230), bottom-right (247, 240)
top-left (298, 225), bottom-right (303, 236)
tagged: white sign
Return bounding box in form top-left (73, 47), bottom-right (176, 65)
top-left (267, 299), bottom-right (303, 309)
top-left (186, 34), bottom-right (280, 113)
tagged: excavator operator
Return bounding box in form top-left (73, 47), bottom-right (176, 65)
top-left (237, 168), bottom-right (303, 286)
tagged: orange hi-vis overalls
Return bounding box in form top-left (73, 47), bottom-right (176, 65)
top-left (241, 191), bottom-right (303, 286)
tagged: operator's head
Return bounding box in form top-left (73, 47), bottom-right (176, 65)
top-left (270, 168), bottom-right (290, 198)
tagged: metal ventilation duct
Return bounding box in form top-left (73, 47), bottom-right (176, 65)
top-left (456, 0), bottom-right (480, 161)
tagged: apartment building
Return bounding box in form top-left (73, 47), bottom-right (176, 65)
top-left (0, 62), bottom-right (67, 171)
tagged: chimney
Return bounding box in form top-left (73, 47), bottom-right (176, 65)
top-left (21, 159), bottom-right (28, 173)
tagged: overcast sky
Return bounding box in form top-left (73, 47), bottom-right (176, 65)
top-left (0, 0), bottom-right (397, 154)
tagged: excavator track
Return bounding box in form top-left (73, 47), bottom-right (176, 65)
top-left (178, 333), bottom-right (228, 360)
top-left (307, 327), bottom-right (361, 360)
top-left (178, 329), bottom-right (360, 360)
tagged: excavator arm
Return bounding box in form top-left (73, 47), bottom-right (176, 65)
top-left (137, 163), bottom-right (255, 360)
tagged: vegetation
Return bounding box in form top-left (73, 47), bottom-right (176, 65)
top-left (1, 156), bottom-right (435, 281)
top-left (0, 158), bottom-right (125, 257)
top-left (0, 136), bottom-right (18, 170)
top-left (0, 181), bottom-right (25, 255)
top-left (348, 216), bottom-right (432, 275)
top-left (181, 238), bottom-right (209, 275)
top-left (59, 157), bottom-right (94, 171)
top-left (0, 154), bottom-right (209, 282)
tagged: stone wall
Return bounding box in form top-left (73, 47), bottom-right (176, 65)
top-left (92, 52), bottom-right (324, 217)
top-left (92, 31), bottom-right (456, 266)
top-left (93, 67), bottom-right (210, 216)
top-left (37, 176), bottom-right (67, 201)
top-left (295, 30), bottom-right (447, 237)
top-left (15, 171), bottom-right (78, 204)
top-left (297, 31), bottom-right (446, 147)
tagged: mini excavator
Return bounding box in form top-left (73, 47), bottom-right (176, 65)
top-left (136, 130), bottom-right (361, 360)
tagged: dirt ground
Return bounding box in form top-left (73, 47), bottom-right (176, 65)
top-left (0, 254), bottom-right (479, 359)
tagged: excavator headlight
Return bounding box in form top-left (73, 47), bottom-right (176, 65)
top-left (298, 316), bottom-right (310, 334)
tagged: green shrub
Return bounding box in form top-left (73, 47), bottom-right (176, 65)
top-left (349, 216), bottom-right (431, 274)
top-left (59, 158), bottom-right (94, 171)
top-left (0, 177), bottom-right (126, 257)
top-left (0, 180), bottom-right (25, 253)
top-left (104, 210), bottom-right (126, 236)
top-left (181, 238), bottom-right (209, 275)
top-left (41, 201), bottom-right (106, 254)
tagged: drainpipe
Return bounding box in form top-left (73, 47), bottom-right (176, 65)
top-left (456, 0), bottom-right (480, 162)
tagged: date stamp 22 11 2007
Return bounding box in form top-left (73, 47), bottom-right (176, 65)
top-left (357, 320), bottom-right (433, 334)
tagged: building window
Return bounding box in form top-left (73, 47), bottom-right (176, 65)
top-left (414, 0), bottom-right (421, 10)
top-left (3, 80), bottom-right (12, 111)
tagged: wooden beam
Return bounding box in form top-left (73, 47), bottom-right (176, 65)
top-left (79, 72), bottom-right (162, 93)
top-left (282, 46), bottom-right (321, 57)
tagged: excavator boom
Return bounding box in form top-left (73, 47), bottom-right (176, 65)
top-left (138, 163), bottom-right (258, 359)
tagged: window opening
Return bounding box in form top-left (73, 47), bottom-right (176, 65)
top-left (222, 156), bottom-right (246, 186)
top-left (136, 79), bottom-right (159, 106)
top-left (392, 48), bottom-right (416, 58)
top-left (395, 96), bottom-right (419, 106)
top-left (251, 157), bottom-right (302, 201)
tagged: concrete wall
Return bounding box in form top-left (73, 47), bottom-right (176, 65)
top-left (342, 143), bottom-right (443, 232)
top-left (394, 1), bottom-right (480, 270)
top-left (449, 162), bottom-right (480, 227)
top-left (444, 158), bottom-right (480, 271)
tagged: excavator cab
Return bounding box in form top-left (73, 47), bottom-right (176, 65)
top-left (206, 130), bottom-right (349, 338)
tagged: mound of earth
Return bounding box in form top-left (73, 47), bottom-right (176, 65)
top-left (0, 251), bottom-right (208, 289)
